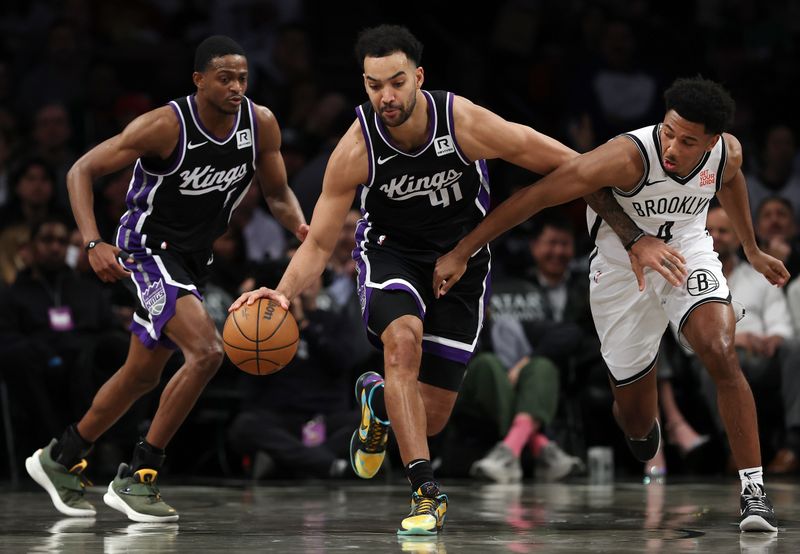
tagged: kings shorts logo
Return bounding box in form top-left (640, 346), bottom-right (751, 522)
top-left (686, 269), bottom-right (720, 296)
top-left (142, 279), bottom-right (167, 315)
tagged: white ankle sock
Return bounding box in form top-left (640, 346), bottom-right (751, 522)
top-left (739, 466), bottom-right (764, 492)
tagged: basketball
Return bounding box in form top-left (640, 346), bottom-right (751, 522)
top-left (222, 299), bottom-right (299, 375)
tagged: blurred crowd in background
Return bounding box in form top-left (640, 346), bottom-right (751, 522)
top-left (2, 0), bottom-right (800, 484)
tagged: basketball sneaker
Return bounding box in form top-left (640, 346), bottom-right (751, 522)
top-left (25, 439), bottom-right (96, 517)
top-left (398, 481), bottom-right (448, 536)
top-left (103, 463), bottom-right (179, 522)
top-left (469, 442), bottom-right (522, 483)
top-left (625, 419), bottom-right (661, 462)
top-left (350, 371), bottom-right (390, 479)
top-left (739, 481), bottom-right (778, 532)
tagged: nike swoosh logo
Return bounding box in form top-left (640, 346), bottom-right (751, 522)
top-left (408, 460), bottom-right (426, 469)
top-left (645, 179), bottom-right (667, 186)
top-left (187, 141), bottom-right (208, 150)
top-left (377, 154), bottom-right (398, 165)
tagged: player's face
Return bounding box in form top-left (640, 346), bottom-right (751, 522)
top-left (194, 55), bottom-right (248, 115)
top-left (707, 207), bottom-right (739, 256)
top-left (659, 110), bottom-right (720, 177)
top-left (363, 52), bottom-right (424, 127)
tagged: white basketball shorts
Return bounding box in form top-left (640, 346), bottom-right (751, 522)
top-left (588, 234), bottom-right (730, 386)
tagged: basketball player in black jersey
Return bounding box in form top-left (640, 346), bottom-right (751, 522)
top-left (435, 77), bottom-right (786, 532)
top-left (230, 25), bottom-right (682, 535)
top-left (25, 36), bottom-right (307, 522)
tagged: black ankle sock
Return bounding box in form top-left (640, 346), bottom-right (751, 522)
top-left (406, 459), bottom-right (435, 492)
top-left (52, 424), bottom-right (93, 467)
top-left (369, 384), bottom-right (388, 422)
top-left (130, 438), bottom-right (166, 473)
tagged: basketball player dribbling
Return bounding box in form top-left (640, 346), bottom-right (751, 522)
top-left (435, 76), bottom-right (787, 532)
top-left (25, 35), bottom-right (308, 522)
top-left (229, 25), bottom-right (684, 535)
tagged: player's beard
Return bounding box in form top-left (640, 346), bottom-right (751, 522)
top-left (379, 92), bottom-right (416, 127)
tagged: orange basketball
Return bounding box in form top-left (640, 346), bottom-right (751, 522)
top-left (222, 299), bottom-right (299, 375)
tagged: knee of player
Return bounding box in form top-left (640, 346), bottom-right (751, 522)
top-left (382, 324), bottom-right (422, 364)
top-left (188, 340), bottom-right (225, 373)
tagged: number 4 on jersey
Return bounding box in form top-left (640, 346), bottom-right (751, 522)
top-left (656, 221), bottom-right (674, 242)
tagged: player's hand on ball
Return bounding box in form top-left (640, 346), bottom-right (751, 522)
top-left (229, 287), bottom-right (289, 312)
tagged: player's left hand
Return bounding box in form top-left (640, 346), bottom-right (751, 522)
top-left (295, 223), bottom-right (310, 242)
top-left (628, 235), bottom-right (687, 291)
top-left (747, 249), bottom-right (790, 287)
top-left (433, 249), bottom-right (469, 298)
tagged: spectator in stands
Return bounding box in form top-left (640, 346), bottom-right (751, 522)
top-left (0, 158), bottom-right (67, 285)
top-left (746, 125), bottom-right (800, 222)
top-left (457, 312), bottom-right (585, 483)
top-left (29, 103), bottom-right (76, 208)
top-left (0, 215), bottom-right (127, 457)
top-left (754, 196), bottom-right (800, 285)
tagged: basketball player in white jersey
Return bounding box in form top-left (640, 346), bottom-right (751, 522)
top-left (435, 77), bottom-right (787, 532)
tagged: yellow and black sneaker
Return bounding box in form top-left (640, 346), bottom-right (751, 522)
top-left (398, 482), bottom-right (448, 536)
top-left (350, 371), bottom-right (390, 479)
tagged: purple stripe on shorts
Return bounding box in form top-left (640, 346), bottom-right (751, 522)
top-left (422, 340), bottom-right (473, 364)
top-left (123, 253), bottom-right (199, 350)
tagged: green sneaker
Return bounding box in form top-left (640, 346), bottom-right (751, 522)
top-left (25, 438), bottom-right (96, 517)
top-left (350, 371), bottom-right (391, 479)
top-left (103, 463), bottom-right (179, 522)
top-left (398, 481), bottom-right (448, 536)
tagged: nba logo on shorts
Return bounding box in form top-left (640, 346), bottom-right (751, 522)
top-left (686, 269), bottom-right (719, 296)
top-left (236, 129), bottom-right (252, 149)
top-left (143, 279), bottom-right (167, 315)
top-left (434, 135), bottom-right (455, 156)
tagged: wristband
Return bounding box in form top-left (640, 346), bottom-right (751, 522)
top-left (84, 239), bottom-right (103, 251)
top-left (624, 231), bottom-right (646, 251)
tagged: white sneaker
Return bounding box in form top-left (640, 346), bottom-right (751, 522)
top-left (469, 443), bottom-right (523, 483)
top-left (536, 442), bottom-right (585, 481)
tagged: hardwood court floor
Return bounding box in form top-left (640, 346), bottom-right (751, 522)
top-left (0, 478), bottom-right (796, 553)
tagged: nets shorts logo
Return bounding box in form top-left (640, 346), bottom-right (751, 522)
top-left (143, 279), bottom-right (167, 315)
top-left (686, 269), bottom-right (719, 296)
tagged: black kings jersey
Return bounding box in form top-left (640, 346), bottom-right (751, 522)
top-left (117, 94), bottom-right (257, 255)
top-left (356, 90), bottom-right (489, 253)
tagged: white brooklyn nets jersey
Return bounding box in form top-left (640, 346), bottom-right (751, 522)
top-left (586, 123), bottom-right (727, 265)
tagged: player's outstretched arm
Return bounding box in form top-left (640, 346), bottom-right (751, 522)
top-left (433, 139), bottom-right (642, 297)
top-left (716, 134), bottom-right (789, 286)
top-left (452, 97), bottom-right (686, 290)
top-left (230, 121), bottom-right (365, 311)
top-left (67, 106), bottom-right (178, 282)
top-left (253, 105), bottom-right (308, 241)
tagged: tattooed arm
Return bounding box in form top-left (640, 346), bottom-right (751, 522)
top-left (584, 188), bottom-right (687, 291)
